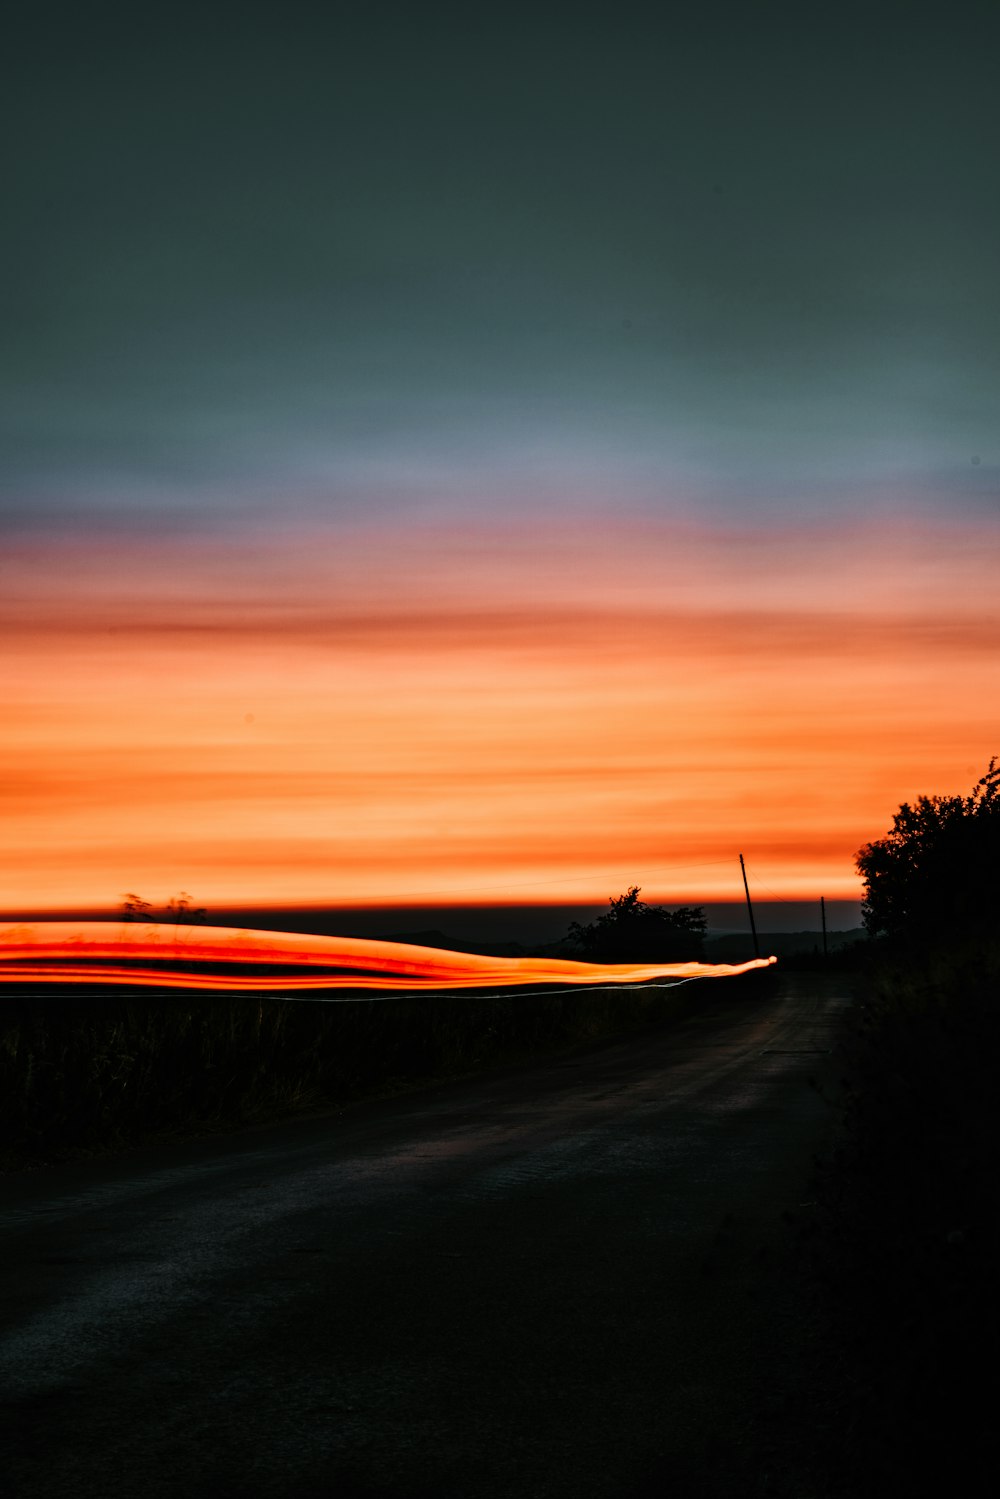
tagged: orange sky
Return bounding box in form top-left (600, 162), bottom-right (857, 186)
top-left (3, 511), bottom-right (998, 913)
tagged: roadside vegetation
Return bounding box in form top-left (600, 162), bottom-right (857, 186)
top-left (799, 760), bottom-right (999, 1494)
top-left (0, 973), bottom-right (712, 1172)
top-left (120, 891), bottom-right (208, 924)
top-left (1, 887), bottom-right (733, 1170)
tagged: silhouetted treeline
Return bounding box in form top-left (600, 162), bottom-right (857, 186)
top-left (802, 759), bottom-right (999, 1494)
top-left (120, 892), bottom-right (207, 924)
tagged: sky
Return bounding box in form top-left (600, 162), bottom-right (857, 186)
top-left (2, 1), bottom-right (998, 916)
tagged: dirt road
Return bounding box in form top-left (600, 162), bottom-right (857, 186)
top-left (1, 974), bottom-right (846, 1497)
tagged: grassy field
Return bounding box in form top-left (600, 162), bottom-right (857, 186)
top-left (0, 976), bottom-right (738, 1171)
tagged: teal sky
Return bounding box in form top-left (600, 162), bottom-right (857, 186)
top-left (4, 0), bottom-right (998, 533)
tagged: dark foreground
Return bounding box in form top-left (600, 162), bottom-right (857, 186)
top-left (1, 976), bottom-right (845, 1498)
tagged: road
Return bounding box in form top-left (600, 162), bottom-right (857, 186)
top-left (1, 974), bottom-right (846, 1498)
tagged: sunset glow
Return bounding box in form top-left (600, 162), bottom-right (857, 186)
top-left (3, 514), bottom-right (998, 913)
top-left (0, 923), bottom-right (774, 993)
top-left (3, 515), bottom-right (995, 911)
top-left (5, 2), bottom-right (997, 924)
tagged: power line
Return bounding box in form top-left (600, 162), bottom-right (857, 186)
top-left (744, 875), bottom-right (805, 907)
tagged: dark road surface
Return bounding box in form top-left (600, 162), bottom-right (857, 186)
top-left (1, 976), bottom-right (846, 1498)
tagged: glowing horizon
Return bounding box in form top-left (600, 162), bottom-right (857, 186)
top-left (3, 512), bottom-right (998, 913)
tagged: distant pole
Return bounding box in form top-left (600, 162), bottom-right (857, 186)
top-left (820, 895), bottom-right (828, 962)
top-left (739, 853), bottom-right (760, 959)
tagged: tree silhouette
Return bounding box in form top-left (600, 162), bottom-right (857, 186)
top-left (118, 892), bottom-right (208, 925)
top-left (567, 887), bottom-right (706, 963)
top-left (856, 758), bottom-right (1000, 943)
top-left (165, 892), bottom-right (207, 925)
top-left (120, 893), bottom-right (153, 922)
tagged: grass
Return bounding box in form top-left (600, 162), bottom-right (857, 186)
top-left (0, 978), bottom-right (719, 1171)
top-left (797, 939), bottom-right (999, 1494)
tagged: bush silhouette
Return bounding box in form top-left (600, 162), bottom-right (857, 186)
top-left (566, 887), bottom-right (706, 963)
top-left (119, 892), bottom-right (207, 924)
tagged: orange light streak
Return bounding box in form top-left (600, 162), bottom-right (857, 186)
top-left (0, 923), bottom-right (775, 993)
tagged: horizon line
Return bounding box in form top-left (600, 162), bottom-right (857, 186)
top-left (5, 896), bottom-right (865, 913)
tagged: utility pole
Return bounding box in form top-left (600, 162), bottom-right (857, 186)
top-left (739, 853), bottom-right (760, 959)
top-left (820, 895), bottom-right (828, 962)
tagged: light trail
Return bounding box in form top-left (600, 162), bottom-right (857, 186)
top-left (0, 922), bottom-right (776, 993)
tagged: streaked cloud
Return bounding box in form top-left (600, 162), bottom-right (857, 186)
top-left (3, 515), bottom-right (997, 909)
top-left (3, 5), bottom-right (996, 912)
